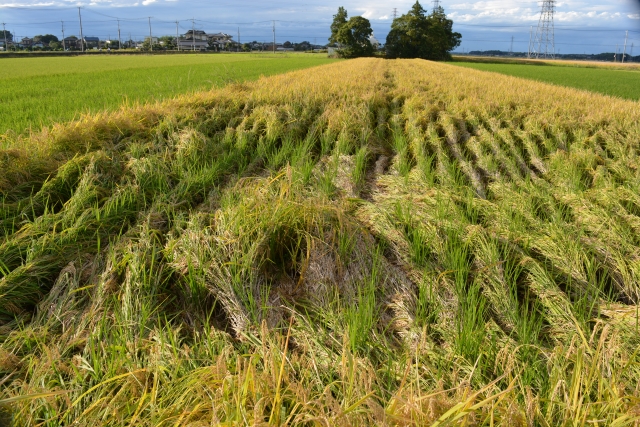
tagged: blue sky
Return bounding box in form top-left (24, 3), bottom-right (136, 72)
top-left (1, 0), bottom-right (639, 54)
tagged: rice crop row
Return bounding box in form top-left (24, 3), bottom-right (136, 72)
top-left (1, 58), bottom-right (639, 426)
top-left (0, 53), bottom-right (338, 138)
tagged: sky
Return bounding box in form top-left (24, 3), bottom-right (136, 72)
top-left (1, 0), bottom-right (639, 54)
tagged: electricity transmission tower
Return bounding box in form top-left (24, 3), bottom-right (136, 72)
top-left (531, 0), bottom-right (555, 59)
top-left (432, 0), bottom-right (441, 13)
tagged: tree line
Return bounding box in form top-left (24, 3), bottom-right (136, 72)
top-left (329, 1), bottom-right (461, 60)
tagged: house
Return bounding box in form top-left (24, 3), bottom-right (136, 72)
top-left (144, 36), bottom-right (159, 44)
top-left (177, 30), bottom-right (209, 50)
top-left (176, 30), bottom-right (236, 51)
top-left (208, 32), bottom-right (233, 50)
top-left (18, 37), bottom-right (33, 48)
top-left (263, 43), bottom-right (283, 52)
top-left (63, 36), bottom-right (79, 49)
top-left (83, 36), bottom-right (100, 49)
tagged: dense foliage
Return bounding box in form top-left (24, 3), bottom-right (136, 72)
top-left (329, 7), bottom-right (375, 58)
top-left (0, 30), bottom-right (12, 42)
top-left (33, 34), bottom-right (59, 44)
top-left (386, 1), bottom-right (461, 60)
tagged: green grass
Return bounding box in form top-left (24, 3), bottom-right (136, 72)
top-left (0, 53), bottom-right (338, 136)
top-left (449, 61), bottom-right (640, 100)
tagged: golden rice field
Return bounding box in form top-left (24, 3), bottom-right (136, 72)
top-left (1, 58), bottom-right (640, 426)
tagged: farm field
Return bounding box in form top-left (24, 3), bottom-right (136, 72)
top-left (0, 53), bottom-right (338, 138)
top-left (1, 58), bottom-right (640, 426)
top-left (450, 60), bottom-right (640, 100)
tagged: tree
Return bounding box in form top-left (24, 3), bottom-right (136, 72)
top-left (329, 7), bottom-right (348, 46)
top-left (34, 34), bottom-right (59, 45)
top-left (294, 41), bottom-right (311, 51)
top-left (0, 30), bottom-right (12, 42)
top-left (335, 16), bottom-right (375, 58)
top-left (385, 2), bottom-right (461, 60)
top-left (158, 36), bottom-right (175, 49)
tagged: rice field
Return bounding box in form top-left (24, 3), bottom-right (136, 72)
top-left (1, 58), bottom-right (640, 426)
top-left (0, 53), bottom-right (338, 138)
top-left (450, 59), bottom-right (640, 100)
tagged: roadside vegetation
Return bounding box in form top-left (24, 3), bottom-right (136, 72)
top-left (450, 59), bottom-right (640, 100)
top-left (0, 53), bottom-right (337, 137)
top-left (1, 58), bottom-right (640, 425)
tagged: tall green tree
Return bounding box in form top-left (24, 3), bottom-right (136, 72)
top-left (335, 16), bottom-right (375, 58)
top-left (1, 30), bottom-right (14, 42)
top-left (34, 34), bottom-right (59, 45)
top-left (386, 2), bottom-right (461, 60)
top-left (329, 6), bottom-right (348, 46)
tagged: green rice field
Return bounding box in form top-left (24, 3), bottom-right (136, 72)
top-left (0, 53), bottom-right (338, 137)
top-left (450, 60), bottom-right (640, 101)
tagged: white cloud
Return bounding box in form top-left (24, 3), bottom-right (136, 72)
top-left (141, 0), bottom-right (155, 5)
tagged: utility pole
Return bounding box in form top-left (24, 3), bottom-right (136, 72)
top-left (532, 0), bottom-right (555, 59)
top-left (78, 7), bottom-right (84, 53)
top-left (61, 21), bottom-right (65, 50)
top-left (272, 20), bottom-right (276, 53)
top-left (148, 17), bottom-right (152, 52)
top-left (622, 30), bottom-right (628, 63)
top-left (392, 8), bottom-right (397, 20)
top-left (117, 19), bottom-right (122, 50)
top-left (509, 36), bottom-right (514, 53)
top-left (3, 22), bottom-right (8, 51)
top-left (175, 21), bottom-right (179, 51)
top-left (527, 25), bottom-right (532, 58)
top-left (191, 19), bottom-right (195, 51)
top-left (238, 27), bottom-right (240, 52)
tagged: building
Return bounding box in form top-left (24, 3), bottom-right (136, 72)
top-left (177, 30), bottom-right (208, 50)
top-left (18, 37), bottom-right (33, 48)
top-left (63, 36), bottom-right (79, 49)
top-left (176, 30), bottom-right (236, 51)
top-left (83, 36), bottom-right (100, 49)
